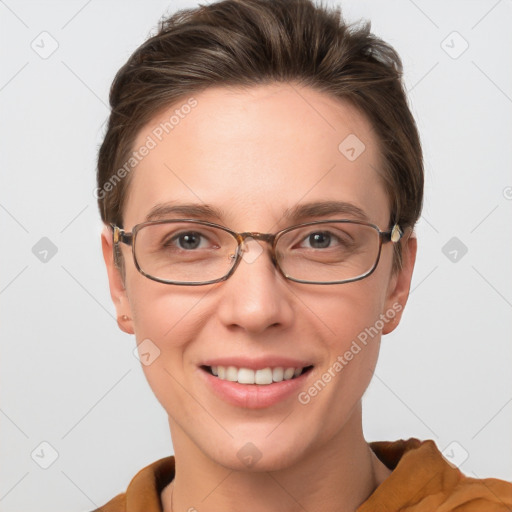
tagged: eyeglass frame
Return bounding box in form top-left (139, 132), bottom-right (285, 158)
top-left (111, 218), bottom-right (404, 286)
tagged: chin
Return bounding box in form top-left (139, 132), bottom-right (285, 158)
top-left (204, 431), bottom-right (312, 472)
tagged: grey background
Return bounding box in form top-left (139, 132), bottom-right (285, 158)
top-left (1, 0), bottom-right (511, 510)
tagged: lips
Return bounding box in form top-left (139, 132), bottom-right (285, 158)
top-left (198, 356), bottom-right (315, 407)
top-left (199, 362), bottom-right (315, 409)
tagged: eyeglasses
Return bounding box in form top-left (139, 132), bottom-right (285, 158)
top-left (111, 219), bottom-right (403, 286)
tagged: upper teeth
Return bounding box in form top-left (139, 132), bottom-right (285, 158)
top-left (211, 366), bottom-right (304, 385)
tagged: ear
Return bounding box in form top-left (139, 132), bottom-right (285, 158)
top-left (382, 231), bottom-right (417, 335)
top-left (101, 225), bottom-right (134, 335)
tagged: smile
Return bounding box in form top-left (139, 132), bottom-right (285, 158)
top-left (202, 365), bottom-right (314, 385)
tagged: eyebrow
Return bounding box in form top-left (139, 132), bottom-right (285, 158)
top-left (145, 202), bottom-right (228, 222)
top-left (144, 200), bottom-right (370, 224)
top-left (282, 200), bottom-right (370, 223)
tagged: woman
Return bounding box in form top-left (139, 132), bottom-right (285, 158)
top-left (94, 0), bottom-right (512, 510)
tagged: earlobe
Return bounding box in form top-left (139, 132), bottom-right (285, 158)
top-left (116, 314), bottom-right (134, 334)
top-left (382, 232), bottom-right (417, 335)
top-left (101, 225), bottom-right (135, 335)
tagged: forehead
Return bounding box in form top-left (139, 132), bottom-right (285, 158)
top-left (124, 83), bottom-right (389, 230)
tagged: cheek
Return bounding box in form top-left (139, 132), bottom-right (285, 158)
top-left (309, 277), bottom-right (389, 395)
top-left (127, 280), bottom-right (203, 414)
top-left (291, 287), bottom-right (384, 449)
top-left (315, 276), bottom-right (388, 346)
top-left (127, 272), bottom-right (209, 344)
top-left (126, 274), bottom-right (218, 392)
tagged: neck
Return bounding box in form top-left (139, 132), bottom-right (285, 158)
top-left (162, 403), bottom-right (392, 512)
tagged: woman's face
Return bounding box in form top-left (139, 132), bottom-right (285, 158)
top-left (103, 83), bottom-right (416, 470)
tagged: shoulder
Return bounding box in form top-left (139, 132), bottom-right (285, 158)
top-left (91, 492), bottom-right (126, 512)
top-left (91, 456), bottom-right (175, 512)
top-left (359, 438), bottom-right (512, 511)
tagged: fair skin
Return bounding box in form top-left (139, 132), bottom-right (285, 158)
top-left (101, 83), bottom-right (417, 512)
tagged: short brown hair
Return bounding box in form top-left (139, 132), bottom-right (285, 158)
top-left (96, 0), bottom-right (423, 272)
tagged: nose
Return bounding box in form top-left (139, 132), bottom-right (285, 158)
top-left (215, 237), bottom-right (294, 334)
